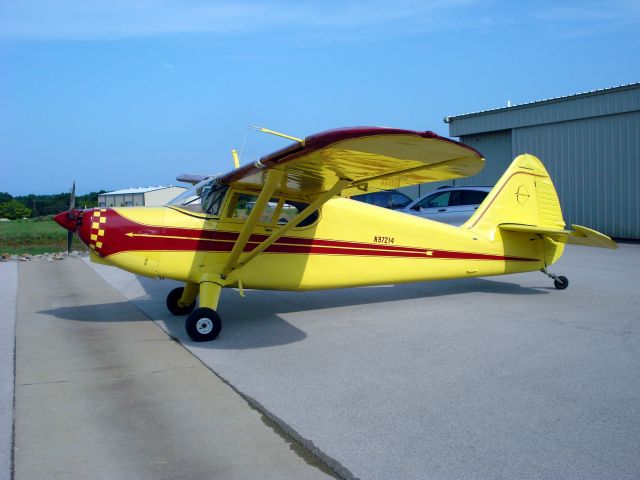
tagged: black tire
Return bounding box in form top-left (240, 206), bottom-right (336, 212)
top-left (186, 307), bottom-right (222, 342)
top-left (166, 287), bottom-right (196, 316)
top-left (554, 276), bottom-right (569, 290)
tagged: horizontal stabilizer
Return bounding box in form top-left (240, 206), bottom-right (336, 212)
top-left (176, 174), bottom-right (212, 185)
top-left (499, 223), bottom-right (618, 249)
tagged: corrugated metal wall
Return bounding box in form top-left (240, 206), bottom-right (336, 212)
top-left (447, 84), bottom-right (640, 239)
top-left (455, 130), bottom-right (511, 187)
top-left (512, 112), bottom-right (640, 239)
top-left (457, 111), bottom-right (640, 239)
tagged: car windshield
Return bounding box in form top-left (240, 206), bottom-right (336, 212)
top-left (168, 178), bottom-right (228, 216)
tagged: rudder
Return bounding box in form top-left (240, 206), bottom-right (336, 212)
top-left (463, 154), bottom-right (566, 250)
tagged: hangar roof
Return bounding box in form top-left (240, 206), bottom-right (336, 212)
top-left (445, 83), bottom-right (640, 137)
top-left (100, 186), bottom-right (183, 196)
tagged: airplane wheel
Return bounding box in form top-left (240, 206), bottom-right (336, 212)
top-left (186, 308), bottom-right (222, 342)
top-left (166, 287), bottom-right (196, 315)
top-left (554, 276), bottom-right (569, 290)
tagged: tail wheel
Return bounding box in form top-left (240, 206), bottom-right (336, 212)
top-left (166, 287), bottom-right (196, 316)
top-left (554, 276), bottom-right (569, 290)
top-left (186, 308), bottom-right (222, 342)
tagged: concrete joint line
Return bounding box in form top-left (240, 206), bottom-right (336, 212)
top-left (17, 365), bottom-right (198, 387)
top-left (152, 317), bottom-right (358, 480)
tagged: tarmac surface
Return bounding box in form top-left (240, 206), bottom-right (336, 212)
top-left (11, 259), bottom-right (335, 480)
top-left (3, 243), bottom-right (640, 479)
top-left (0, 263), bottom-right (16, 480)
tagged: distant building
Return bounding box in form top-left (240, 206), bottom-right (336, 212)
top-left (98, 186), bottom-right (186, 208)
top-left (443, 83), bottom-right (640, 239)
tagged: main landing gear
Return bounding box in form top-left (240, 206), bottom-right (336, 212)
top-left (541, 268), bottom-right (569, 290)
top-left (185, 308), bottom-right (222, 342)
top-left (166, 281), bottom-right (224, 342)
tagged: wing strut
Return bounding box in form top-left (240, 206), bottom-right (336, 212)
top-left (235, 178), bottom-right (351, 271)
top-left (221, 169), bottom-right (285, 278)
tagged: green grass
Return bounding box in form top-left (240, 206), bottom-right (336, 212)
top-left (0, 217), bottom-right (87, 255)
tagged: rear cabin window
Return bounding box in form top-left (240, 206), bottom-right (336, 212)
top-left (277, 201), bottom-right (319, 227)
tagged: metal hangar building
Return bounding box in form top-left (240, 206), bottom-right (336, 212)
top-left (98, 185), bottom-right (186, 208)
top-left (444, 83), bottom-right (640, 239)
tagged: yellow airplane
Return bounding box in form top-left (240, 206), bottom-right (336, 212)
top-left (55, 127), bottom-right (617, 341)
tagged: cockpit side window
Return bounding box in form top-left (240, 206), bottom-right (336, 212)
top-left (226, 193), bottom-right (279, 224)
top-left (168, 178), bottom-right (228, 216)
top-left (202, 185), bottom-right (228, 216)
top-left (223, 192), bottom-right (319, 228)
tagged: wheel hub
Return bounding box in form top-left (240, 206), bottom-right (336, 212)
top-left (196, 318), bottom-right (214, 334)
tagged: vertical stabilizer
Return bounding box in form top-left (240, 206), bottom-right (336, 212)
top-left (462, 154), bottom-right (567, 263)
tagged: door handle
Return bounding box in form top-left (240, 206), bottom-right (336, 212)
top-left (437, 208), bottom-right (447, 212)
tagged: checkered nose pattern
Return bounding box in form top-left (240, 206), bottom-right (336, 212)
top-left (75, 208), bottom-right (108, 254)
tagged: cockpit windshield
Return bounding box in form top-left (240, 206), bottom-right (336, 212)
top-left (168, 178), bottom-right (228, 216)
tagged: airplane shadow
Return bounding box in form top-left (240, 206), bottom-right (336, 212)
top-left (40, 303), bottom-right (148, 323)
top-left (41, 300), bottom-right (310, 349)
top-left (42, 275), bottom-right (549, 350)
top-left (136, 274), bottom-right (549, 350)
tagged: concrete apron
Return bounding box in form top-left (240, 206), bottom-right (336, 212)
top-left (14, 258), bottom-right (335, 480)
top-left (0, 262), bottom-right (17, 480)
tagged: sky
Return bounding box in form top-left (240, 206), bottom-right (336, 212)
top-left (1, 0), bottom-right (639, 196)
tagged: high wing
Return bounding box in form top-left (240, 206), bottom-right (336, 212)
top-left (219, 127), bottom-right (484, 198)
top-left (216, 127), bottom-right (483, 277)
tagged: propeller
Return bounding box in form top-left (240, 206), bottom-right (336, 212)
top-left (67, 181), bottom-right (76, 254)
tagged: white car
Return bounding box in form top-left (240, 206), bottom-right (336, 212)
top-left (400, 186), bottom-right (492, 226)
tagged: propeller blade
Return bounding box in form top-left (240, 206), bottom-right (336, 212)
top-left (69, 181), bottom-right (76, 210)
top-left (68, 181), bottom-right (76, 254)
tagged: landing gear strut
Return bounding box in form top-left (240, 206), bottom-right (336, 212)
top-left (185, 281), bottom-right (223, 342)
top-left (541, 268), bottom-right (569, 290)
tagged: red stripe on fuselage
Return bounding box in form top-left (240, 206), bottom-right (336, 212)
top-left (83, 208), bottom-right (538, 262)
top-left (159, 226), bottom-right (428, 254)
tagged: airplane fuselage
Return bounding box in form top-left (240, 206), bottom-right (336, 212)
top-left (69, 195), bottom-right (553, 291)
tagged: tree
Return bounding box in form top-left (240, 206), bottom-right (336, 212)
top-left (0, 200), bottom-right (31, 220)
top-left (13, 190), bottom-right (104, 216)
top-left (0, 192), bottom-right (11, 204)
